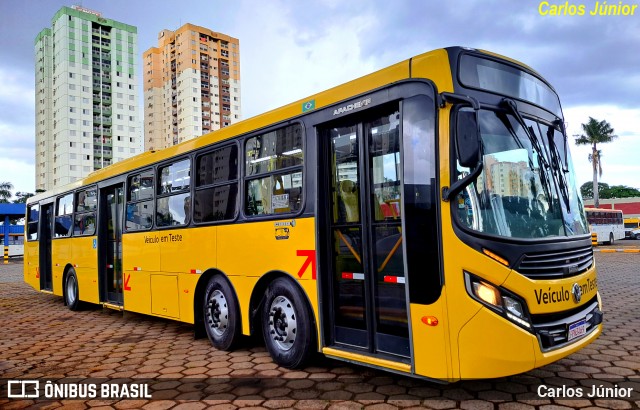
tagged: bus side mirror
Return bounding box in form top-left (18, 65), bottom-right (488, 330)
top-left (456, 110), bottom-right (481, 168)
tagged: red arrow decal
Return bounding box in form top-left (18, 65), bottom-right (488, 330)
top-left (124, 273), bottom-right (132, 291)
top-left (296, 250), bottom-right (317, 280)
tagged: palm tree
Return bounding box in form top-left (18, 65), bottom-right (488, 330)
top-left (574, 117), bottom-right (617, 208)
top-left (0, 181), bottom-right (13, 203)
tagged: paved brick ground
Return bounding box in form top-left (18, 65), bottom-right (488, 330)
top-left (0, 253), bottom-right (639, 409)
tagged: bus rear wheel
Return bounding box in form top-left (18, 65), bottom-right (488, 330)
top-left (203, 276), bottom-right (241, 351)
top-left (64, 268), bottom-right (82, 311)
top-left (262, 277), bottom-right (315, 369)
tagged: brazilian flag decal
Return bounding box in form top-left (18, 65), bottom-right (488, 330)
top-left (302, 100), bottom-right (315, 113)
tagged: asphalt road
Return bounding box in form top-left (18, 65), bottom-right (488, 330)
top-left (0, 251), bottom-right (639, 409)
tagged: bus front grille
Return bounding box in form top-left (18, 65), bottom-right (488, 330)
top-left (517, 245), bottom-right (593, 279)
top-left (531, 296), bottom-right (602, 351)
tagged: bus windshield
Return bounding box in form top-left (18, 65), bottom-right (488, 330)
top-left (455, 109), bottom-right (589, 239)
top-left (459, 54), bottom-right (562, 116)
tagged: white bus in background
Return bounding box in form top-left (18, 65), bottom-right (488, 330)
top-left (585, 208), bottom-right (625, 245)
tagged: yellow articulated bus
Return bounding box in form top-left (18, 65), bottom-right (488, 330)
top-left (25, 47), bottom-right (602, 381)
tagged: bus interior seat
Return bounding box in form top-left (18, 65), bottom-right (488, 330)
top-left (339, 180), bottom-right (359, 223)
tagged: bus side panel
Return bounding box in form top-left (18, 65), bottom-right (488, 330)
top-left (51, 239), bottom-right (72, 296)
top-left (217, 217), bottom-right (318, 337)
top-left (174, 226), bottom-right (217, 323)
top-left (24, 241), bottom-right (39, 290)
top-left (159, 226), bottom-right (217, 276)
top-left (410, 295), bottom-right (451, 379)
top-left (122, 232), bottom-right (159, 315)
top-left (73, 236), bottom-right (100, 304)
top-left (458, 308), bottom-right (536, 378)
top-left (178, 272), bottom-right (200, 324)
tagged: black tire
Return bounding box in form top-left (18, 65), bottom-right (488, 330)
top-left (203, 275), bottom-right (241, 351)
top-left (64, 268), bottom-right (82, 311)
top-left (262, 277), bottom-right (315, 369)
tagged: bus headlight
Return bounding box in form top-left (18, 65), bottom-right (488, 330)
top-left (465, 272), bottom-right (532, 331)
top-left (472, 281), bottom-right (500, 307)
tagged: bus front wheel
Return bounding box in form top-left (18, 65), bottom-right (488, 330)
top-left (203, 276), bottom-right (241, 351)
top-left (262, 277), bottom-right (315, 369)
top-left (64, 268), bottom-right (82, 311)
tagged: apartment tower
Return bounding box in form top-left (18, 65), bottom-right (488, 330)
top-left (143, 24), bottom-right (241, 151)
top-left (35, 6), bottom-right (142, 191)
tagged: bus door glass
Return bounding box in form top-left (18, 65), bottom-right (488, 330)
top-left (39, 203), bottom-right (54, 291)
top-left (322, 105), bottom-right (410, 358)
top-left (100, 184), bottom-right (124, 305)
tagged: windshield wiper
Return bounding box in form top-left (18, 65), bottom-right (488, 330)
top-left (500, 99), bottom-right (555, 209)
top-left (546, 125), bottom-right (571, 212)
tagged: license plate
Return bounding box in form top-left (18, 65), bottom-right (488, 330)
top-left (568, 318), bottom-right (587, 341)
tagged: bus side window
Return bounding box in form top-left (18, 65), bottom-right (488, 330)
top-left (74, 188), bottom-right (97, 236)
top-left (27, 204), bottom-right (39, 241)
top-left (156, 159), bottom-right (191, 227)
top-left (55, 193), bottom-right (74, 237)
top-left (127, 170), bottom-right (154, 231)
top-left (244, 124), bottom-right (304, 217)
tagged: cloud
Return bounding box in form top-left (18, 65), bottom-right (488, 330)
top-left (235, 0), bottom-right (379, 118)
top-left (0, 66), bottom-right (35, 164)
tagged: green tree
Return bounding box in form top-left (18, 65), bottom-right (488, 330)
top-left (0, 181), bottom-right (13, 203)
top-left (580, 181), bottom-right (609, 199)
top-left (574, 117), bottom-right (618, 208)
top-left (601, 185), bottom-right (640, 199)
top-left (13, 192), bottom-right (34, 204)
top-left (580, 181), bottom-right (640, 200)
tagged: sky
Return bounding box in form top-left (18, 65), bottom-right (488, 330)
top-left (0, 0), bottom-right (639, 199)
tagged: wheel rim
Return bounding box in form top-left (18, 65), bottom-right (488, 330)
top-left (66, 275), bottom-right (76, 305)
top-left (268, 295), bottom-right (297, 351)
top-left (206, 289), bottom-right (229, 337)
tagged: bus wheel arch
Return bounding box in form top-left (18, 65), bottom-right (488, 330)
top-left (605, 232), bottom-right (614, 245)
top-left (251, 272), bottom-right (317, 368)
top-left (194, 270), bottom-right (242, 350)
top-left (62, 264), bottom-right (81, 311)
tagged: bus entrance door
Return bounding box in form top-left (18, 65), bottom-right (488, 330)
top-left (39, 203), bottom-right (53, 291)
top-left (322, 107), bottom-right (410, 360)
top-left (99, 184), bottom-right (124, 306)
